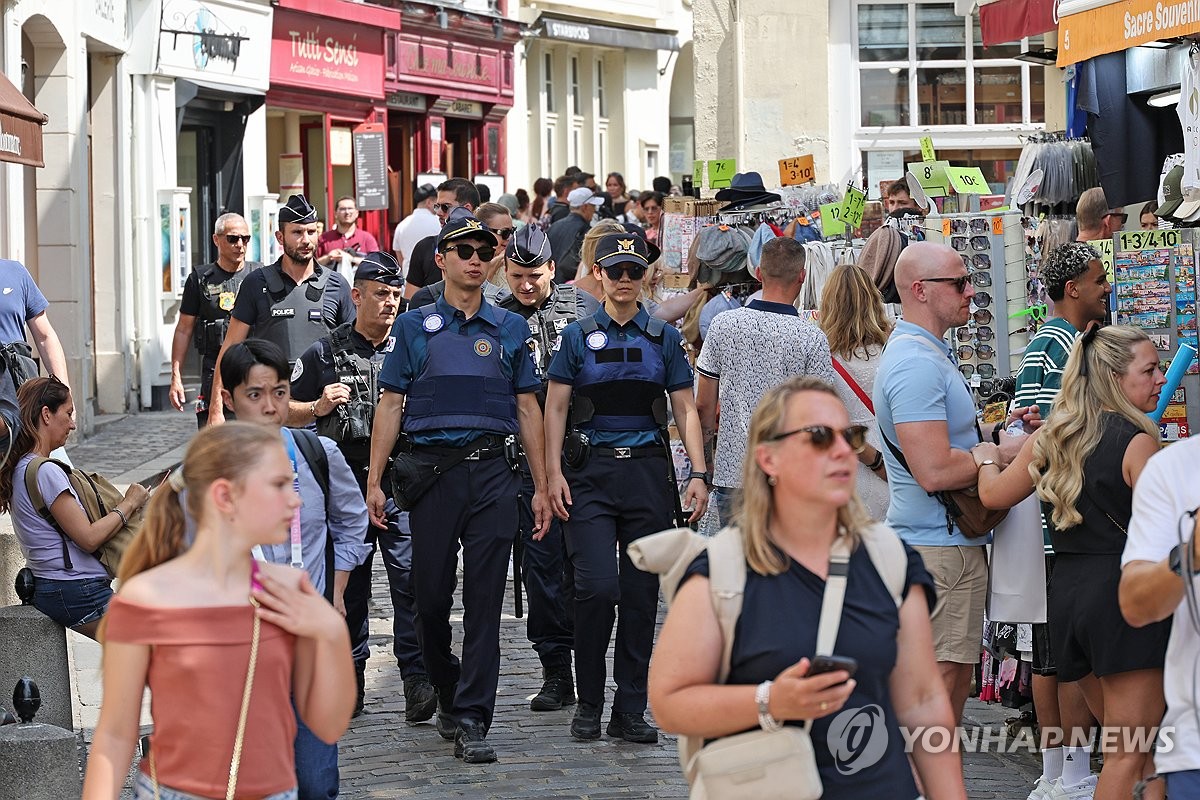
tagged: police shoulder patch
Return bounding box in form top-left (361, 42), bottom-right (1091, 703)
top-left (422, 313), bottom-right (445, 333)
top-left (585, 330), bottom-right (608, 351)
top-left (291, 358), bottom-right (304, 382)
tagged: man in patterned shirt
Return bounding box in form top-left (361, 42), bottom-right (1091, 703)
top-left (1011, 240), bottom-right (1109, 800)
top-left (695, 237), bottom-right (837, 524)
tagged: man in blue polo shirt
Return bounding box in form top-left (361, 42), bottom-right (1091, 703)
top-left (366, 210), bottom-right (552, 765)
top-left (875, 241), bottom-right (1028, 725)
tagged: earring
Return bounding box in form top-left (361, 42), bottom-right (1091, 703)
top-left (767, 475), bottom-right (777, 486)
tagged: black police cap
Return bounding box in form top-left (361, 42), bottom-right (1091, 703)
top-left (354, 252), bottom-right (404, 287)
top-left (279, 194), bottom-right (318, 225)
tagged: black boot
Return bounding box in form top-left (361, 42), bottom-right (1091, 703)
top-left (454, 719), bottom-right (497, 763)
top-left (530, 664), bottom-right (576, 711)
top-left (353, 662), bottom-right (366, 718)
top-left (434, 684), bottom-right (457, 741)
top-left (403, 675), bottom-right (437, 723)
top-left (607, 711), bottom-right (659, 744)
top-left (570, 701), bottom-right (602, 741)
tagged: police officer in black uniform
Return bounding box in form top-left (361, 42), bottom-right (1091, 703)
top-left (367, 211), bottom-right (552, 764)
top-left (288, 251), bottom-right (434, 724)
top-left (169, 212), bottom-right (260, 427)
top-left (545, 232), bottom-right (709, 744)
top-left (208, 194), bottom-right (355, 425)
top-left (496, 226), bottom-right (599, 711)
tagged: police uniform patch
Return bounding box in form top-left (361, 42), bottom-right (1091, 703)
top-left (291, 359), bottom-right (304, 382)
top-left (218, 291), bottom-right (236, 312)
top-left (586, 330), bottom-right (608, 351)
top-left (383, 336), bottom-right (396, 353)
top-left (616, 238), bottom-right (636, 253)
top-left (423, 314), bottom-right (445, 333)
top-left (474, 338), bottom-right (493, 357)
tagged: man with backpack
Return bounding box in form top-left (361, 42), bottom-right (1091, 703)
top-left (288, 252), bottom-right (433, 723)
top-left (219, 338), bottom-right (370, 800)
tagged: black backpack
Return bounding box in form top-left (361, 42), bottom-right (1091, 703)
top-left (290, 428), bottom-right (336, 603)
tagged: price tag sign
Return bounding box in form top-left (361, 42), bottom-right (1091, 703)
top-left (920, 136), bottom-right (937, 163)
top-left (840, 185), bottom-right (867, 228)
top-left (1118, 229), bottom-right (1183, 251)
top-left (819, 202), bottom-right (846, 236)
top-left (946, 166), bottom-right (990, 195)
top-left (693, 160), bottom-right (705, 187)
top-left (1088, 238), bottom-right (1115, 283)
top-left (906, 160), bottom-right (951, 197)
top-left (779, 155), bottom-right (815, 186)
top-left (708, 159), bottom-right (737, 189)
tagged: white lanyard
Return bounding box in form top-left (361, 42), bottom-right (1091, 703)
top-left (281, 428), bottom-right (305, 569)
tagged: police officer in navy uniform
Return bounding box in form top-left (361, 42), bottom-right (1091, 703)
top-left (544, 232), bottom-right (708, 744)
top-left (366, 210), bottom-right (552, 764)
top-left (288, 251), bottom-right (434, 724)
top-left (168, 212), bottom-right (260, 427)
top-left (208, 194), bottom-right (355, 425)
top-left (496, 226), bottom-right (598, 711)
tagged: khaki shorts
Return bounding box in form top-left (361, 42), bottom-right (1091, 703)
top-left (911, 544), bottom-right (988, 665)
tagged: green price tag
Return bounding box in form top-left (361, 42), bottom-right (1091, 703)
top-left (1088, 238), bottom-right (1115, 283)
top-left (707, 159), bottom-right (737, 190)
top-left (693, 160), bottom-right (705, 187)
top-left (841, 185), bottom-right (867, 229)
top-left (819, 202), bottom-right (845, 237)
top-left (920, 136), bottom-right (936, 163)
top-left (906, 160), bottom-right (951, 197)
top-left (946, 166), bottom-right (990, 195)
top-left (1118, 229), bottom-right (1183, 251)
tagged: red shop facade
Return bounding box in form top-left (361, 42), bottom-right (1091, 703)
top-left (383, 2), bottom-right (521, 220)
top-left (267, 0), bottom-right (400, 247)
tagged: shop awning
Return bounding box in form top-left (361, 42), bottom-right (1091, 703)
top-left (0, 72), bottom-right (46, 168)
top-left (979, 0), bottom-right (1058, 47)
top-left (1058, 0), bottom-right (1200, 66)
top-left (537, 15), bottom-right (680, 52)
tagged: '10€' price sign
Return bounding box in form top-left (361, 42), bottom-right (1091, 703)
top-left (779, 155), bottom-right (815, 187)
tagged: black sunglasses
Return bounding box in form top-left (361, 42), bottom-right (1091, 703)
top-left (433, 202), bottom-right (459, 214)
top-left (224, 235), bottom-right (252, 245)
top-left (492, 227), bottom-right (516, 239)
top-left (443, 243), bottom-right (496, 261)
top-left (951, 235), bottom-right (990, 252)
top-left (922, 275), bottom-right (970, 293)
top-left (1105, 211), bottom-right (1129, 225)
top-left (601, 264), bottom-right (647, 281)
top-left (770, 424), bottom-right (868, 453)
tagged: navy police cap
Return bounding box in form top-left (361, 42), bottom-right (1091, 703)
top-left (354, 251), bottom-right (404, 287)
top-left (436, 206), bottom-right (498, 250)
top-left (279, 193), bottom-right (318, 225)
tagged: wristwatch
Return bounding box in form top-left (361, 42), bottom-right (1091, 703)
top-left (687, 470), bottom-right (710, 484)
top-left (976, 458), bottom-right (998, 471)
top-left (755, 681), bottom-right (783, 731)
top-left (1168, 543), bottom-right (1200, 576)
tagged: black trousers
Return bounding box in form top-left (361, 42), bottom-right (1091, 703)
top-left (519, 466), bottom-right (573, 669)
top-left (410, 455), bottom-right (519, 729)
top-left (564, 454), bottom-right (672, 713)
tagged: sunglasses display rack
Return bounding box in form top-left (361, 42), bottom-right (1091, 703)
top-left (929, 212), bottom-right (1027, 404)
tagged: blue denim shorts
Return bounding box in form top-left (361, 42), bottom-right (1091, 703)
top-left (32, 575), bottom-right (112, 628)
top-left (133, 770), bottom-right (298, 799)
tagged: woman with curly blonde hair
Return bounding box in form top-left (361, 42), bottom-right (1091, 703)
top-left (974, 324), bottom-right (1171, 800)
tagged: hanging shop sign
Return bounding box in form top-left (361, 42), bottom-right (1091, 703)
top-left (0, 74), bottom-right (46, 168)
top-left (270, 8), bottom-right (385, 98)
top-left (1058, 0), bottom-right (1200, 66)
top-left (158, 0), bottom-right (272, 90)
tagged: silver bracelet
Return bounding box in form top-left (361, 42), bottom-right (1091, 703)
top-left (755, 680), bottom-right (784, 731)
top-left (113, 507), bottom-right (129, 527)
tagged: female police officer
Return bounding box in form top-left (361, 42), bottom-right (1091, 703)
top-left (544, 232), bottom-right (708, 744)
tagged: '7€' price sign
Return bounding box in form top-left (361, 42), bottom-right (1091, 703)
top-left (779, 155), bottom-right (815, 187)
top-left (841, 185), bottom-right (867, 229)
top-left (707, 159), bottom-right (736, 190)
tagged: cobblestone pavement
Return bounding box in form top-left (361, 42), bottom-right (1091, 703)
top-left (68, 413), bottom-right (1044, 799)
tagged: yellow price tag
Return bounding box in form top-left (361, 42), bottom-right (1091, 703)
top-left (920, 136), bottom-right (936, 163)
top-left (1118, 229), bottom-right (1183, 251)
top-left (779, 155), bottom-right (815, 187)
top-left (692, 160), bottom-right (704, 187)
top-left (819, 202), bottom-right (845, 237)
top-left (906, 160), bottom-right (951, 197)
top-left (1088, 238), bottom-right (1115, 284)
top-left (841, 185), bottom-right (867, 228)
top-left (946, 166), bottom-right (990, 195)
top-left (707, 159), bottom-right (737, 190)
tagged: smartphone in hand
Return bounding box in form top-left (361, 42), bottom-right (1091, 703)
top-left (808, 655), bottom-right (859, 683)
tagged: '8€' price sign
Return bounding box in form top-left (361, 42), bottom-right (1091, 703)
top-left (840, 185), bottom-right (866, 229)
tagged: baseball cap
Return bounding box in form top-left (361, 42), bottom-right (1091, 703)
top-left (436, 206), bottom-right (498, 250)
top-left (1157, 165), bottom-right (1185, 219)
top-left (506, 226), bottom-right (553, 268)
top-left (568, 187), bottom-right (604, 209)
top-left (354, 251), bottom-right (403, 287)
top-left (594, 233), bottom-right (650, 268)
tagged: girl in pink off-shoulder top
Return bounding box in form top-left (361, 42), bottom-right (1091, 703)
top-left (82, 422), bottom-right (355, 800)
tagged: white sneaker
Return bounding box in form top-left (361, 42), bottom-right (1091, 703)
top-left (1048, 774), bottom-right (1097, 800)
top-left (1027, 776), bottom-right (1057, 800)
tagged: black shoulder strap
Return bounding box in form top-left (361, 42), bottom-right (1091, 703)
top-left (329, 323), bottom-right (355, 357)
top-left (645, 316), bottom-right (667, 342)
top-left (291, 428), bottom-right (335, 602)
top-left (579, 316), bottom-right (599, 335)
top-left (262, 262), bottom-right (287, 295)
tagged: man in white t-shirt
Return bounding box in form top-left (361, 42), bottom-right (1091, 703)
top-left (1121, 436), bottom-right (1200, 796)
top-left (391, 184), bottom-right (441, 277)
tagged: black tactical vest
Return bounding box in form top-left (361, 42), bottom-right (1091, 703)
top-left (250, 262), bottom-right (334, 364)
top-left (315, 323), bottom-right (380, 464)
top-left (191, 262), bottom-right (254, 361)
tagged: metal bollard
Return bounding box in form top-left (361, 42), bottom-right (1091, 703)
top-left (0, 570), bottom-right (73, 730)
top-left (0, 678), bottom-right (82, 800)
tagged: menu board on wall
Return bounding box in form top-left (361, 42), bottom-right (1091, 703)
top-left (353, 128), bottom-right (388, 211)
